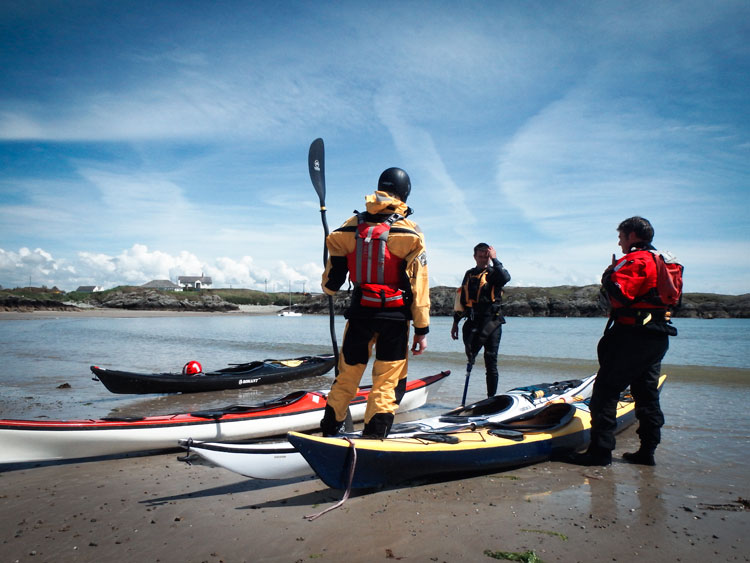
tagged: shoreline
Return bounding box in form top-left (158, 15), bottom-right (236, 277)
top-left (0, 304), bottom-right (286, 320)
top-left (2, 305), bottom-right (749, 321)
top-left (1, 432), bottom-right (747, 562)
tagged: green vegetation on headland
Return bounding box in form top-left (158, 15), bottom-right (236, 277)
top-left (0, 286), bottom-right (301, 312)
top-left (1, 285), bottom-right (747, 318)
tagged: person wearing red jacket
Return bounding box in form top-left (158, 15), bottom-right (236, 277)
top-left (569, 216), bottom-right (678, 466)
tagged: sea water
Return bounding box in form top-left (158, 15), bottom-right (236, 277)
top-left (0, 315), bottom-right (748, 467)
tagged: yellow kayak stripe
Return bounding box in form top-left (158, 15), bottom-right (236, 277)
top-left (289, 374), bottom-right (666, 455)
top-left (292, 409), bottom-right (592, 453)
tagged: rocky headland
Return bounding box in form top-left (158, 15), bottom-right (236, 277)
top-left (293, 285), bottom-right (749, 319)
top-left (0, 289), bottom-right (238, 313)
top-left (91, 289), bottom-right (239, 312)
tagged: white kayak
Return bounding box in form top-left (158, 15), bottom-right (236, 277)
top-left (180, 373), bottom-right (596, 480)
top-left (0, 371), bottom-right (448, 464)
top-left (180, 439), bottom-right (312, 479)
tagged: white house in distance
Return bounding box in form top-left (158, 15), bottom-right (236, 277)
top-left (141, 280), bottom-right (182, 291)
top-left (178, 275), bottom-right (212, 290)
top-left (76, 285), bottom-right (104, 293)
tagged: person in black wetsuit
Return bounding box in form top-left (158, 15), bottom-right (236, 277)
top-left (451, 243), bottom-right (511, 398)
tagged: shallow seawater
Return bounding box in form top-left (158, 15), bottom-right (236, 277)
top-left (0, 314), bottom-right (748, 470)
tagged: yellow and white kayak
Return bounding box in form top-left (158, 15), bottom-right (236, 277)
top-left (288, 375), bottom-right (666, 489)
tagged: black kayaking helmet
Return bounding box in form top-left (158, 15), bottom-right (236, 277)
top-left (378, 167), bottom-right (411, 202)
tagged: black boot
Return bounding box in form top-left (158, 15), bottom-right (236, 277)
top-left (320, 405), bottom-right (343, 437)
top-left (486, 372), bottom-right (499, 398)
top-left (362, 413), bottom-right (394, 439)
top-left (622, 446), bottom-right (656, 466)
top-left (565, 446), bottom-right (612, 467)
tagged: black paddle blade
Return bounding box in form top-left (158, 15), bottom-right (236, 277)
top-left (308, 138), bottom-right (326, 206)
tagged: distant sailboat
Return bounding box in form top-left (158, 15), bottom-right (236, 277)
top-left (278, 310), bottom-right (302, 317)
top-left (278, 281), bottom-right (302, 317)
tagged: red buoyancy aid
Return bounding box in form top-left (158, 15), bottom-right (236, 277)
top-left (646, 250), bottom-right (684, 307)
top-left (346, 213), bottom-right (406, 308)
top-left (606, 248), bottom-right (683, 326)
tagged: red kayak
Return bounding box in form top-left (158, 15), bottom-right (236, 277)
top-left (0, 371), bottom-right (449, 464)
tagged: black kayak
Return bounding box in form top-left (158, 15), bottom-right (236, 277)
top-left (91, 354), bottom-right (336, 394)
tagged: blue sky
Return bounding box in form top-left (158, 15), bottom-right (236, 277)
top-left (1, 1), bottom-right (748, 294)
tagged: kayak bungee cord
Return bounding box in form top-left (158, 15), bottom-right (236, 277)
top-left (304, 437), bottom-right (358, 521)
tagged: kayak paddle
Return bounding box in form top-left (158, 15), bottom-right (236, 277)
top-left (308, 138), bottom-right (339, 372)
top-left (460, 357), bottom-right (475, 407)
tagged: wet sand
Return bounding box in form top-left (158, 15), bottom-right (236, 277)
top-left (1, 310), bottom-right (748, 561)
top-left (1, 427), bottom-right (747, 563)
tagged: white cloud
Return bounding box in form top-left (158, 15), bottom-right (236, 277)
top-left (0, 247), bottom-right (75, 289)
top-left (375, 90), bottom-right (477, 240)
top-left (79, 167), bottom-right (191, 223)
top-left (496, 79), bottom-right (748, 243)
top-left (0, 46), bottom-right (365, 143)
top-left (0, 110), bottom-right (46, 139)
top-left (211, 256), bottom-right (265, 287)
top-left (0, 244), bottom-right (323, 293)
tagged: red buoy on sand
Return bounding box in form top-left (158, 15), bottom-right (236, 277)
top-left (182, 361), bottom-right (203, 375)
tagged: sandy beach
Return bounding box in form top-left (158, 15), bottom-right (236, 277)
top-left (1, 426), bottom-right (747, 563)
top-left (1, 310), bottom-right (747, 562)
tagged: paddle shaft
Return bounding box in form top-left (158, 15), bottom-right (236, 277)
top-left (308, 138), bottom-right (339, 372)
top-left (460, 360), bottom-right (474, 406)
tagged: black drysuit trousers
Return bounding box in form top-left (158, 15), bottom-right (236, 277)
top-left (462, 316), bottom-right (503, 397)
top-left (589, 322), bottom-right (668, 452)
